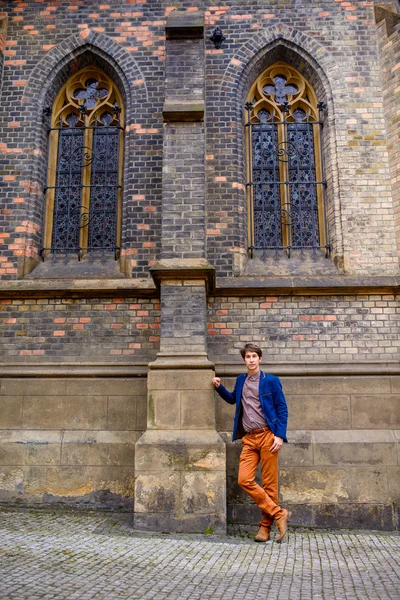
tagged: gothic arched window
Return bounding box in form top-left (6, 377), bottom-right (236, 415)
top-left (43, 66), bottom-right (124, 260)
top-left (245, 62), bottom-right (329, 258)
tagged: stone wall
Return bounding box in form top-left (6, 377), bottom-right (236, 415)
top-left (0, 373), bottom-right (147, 508)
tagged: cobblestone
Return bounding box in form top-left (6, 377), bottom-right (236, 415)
top-left (0, 508), bottom-right (399, 600)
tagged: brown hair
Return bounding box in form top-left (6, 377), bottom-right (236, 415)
top-left (240, 343), bottom-right (262, 359)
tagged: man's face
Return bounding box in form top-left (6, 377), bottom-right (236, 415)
top-left (244, 351), bottom-right (261, 373)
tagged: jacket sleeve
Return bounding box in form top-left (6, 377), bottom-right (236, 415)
top-left (214, 382), bottom-right (236, 405)
top-left (271, 376), bottom-right (288, 441)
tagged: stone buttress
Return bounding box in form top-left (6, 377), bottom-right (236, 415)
top-left (133, 12), bottom-right (226, 534)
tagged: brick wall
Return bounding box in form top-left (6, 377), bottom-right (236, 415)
top-left (0, 297), bottom-right (160, 362)
top-left (208, 294), bottom-right (400, 363)
top-left (0, 14), bottom-right (6, 96)
top-left (0, 0), bottom-right (399, 279)
top-left (377, 8), bottom-right (400, 260)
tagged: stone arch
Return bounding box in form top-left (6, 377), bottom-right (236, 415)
top-left (24, 29), bottom-right (148, 111)
top-left (217, 25), bottom-right (344, 270)
top-left (18, 30), bottom-right (148, 275)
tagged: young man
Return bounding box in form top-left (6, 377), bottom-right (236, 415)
top-left (213, 343), bottom-right (290, 543)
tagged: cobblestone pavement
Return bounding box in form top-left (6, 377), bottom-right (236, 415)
top-left (0, 508), bottom-right (399, 600)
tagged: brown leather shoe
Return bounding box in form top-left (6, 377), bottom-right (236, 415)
top-left (254, 526), bottom-right (270, 542)
top-left (275, 509), bottom-right (291, 543)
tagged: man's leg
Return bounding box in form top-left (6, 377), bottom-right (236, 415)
top-left (238, 432), bottom-right (282, 521)
top-left (259, 431), bottom-right (284, 529)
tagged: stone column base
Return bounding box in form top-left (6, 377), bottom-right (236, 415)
top-left (134, 429), bottom-right (226, 534)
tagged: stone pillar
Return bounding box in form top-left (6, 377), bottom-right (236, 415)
top-left (134, 13), bottom-right (226, 534)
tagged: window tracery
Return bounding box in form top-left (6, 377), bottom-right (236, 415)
top-left (43, 66), bottom-right (124, 260)
top-left (245, 62), bottom-right (328, 258)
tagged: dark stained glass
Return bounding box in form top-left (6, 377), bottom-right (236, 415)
top-left (252, 110), bottom-right (282, 249)
top-left (51, 116), bottom-right (84, 253)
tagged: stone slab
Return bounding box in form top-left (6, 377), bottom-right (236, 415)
top-left (312, 503), bottom-right (394, 531)
top-left (313, 430), bottom-right (397, 466)
top-left (351, 395), bottom-right (400, 428)
top-left (180, 389), bottom-right (215, 429)
top-left (134, 472), bottom-right (180, 514)
top-left (0, 396), bottom-right (23, 428)
top-left (148, 369), bottom-right (215, 391)
top-left (279, 430), bottom-right (313, 467)
top-left (135, 429), bottom-right (225, 472)
top-left (107, 395), bottom-right (141, 430)
top-left (0, 431), bottom-right (62, 466)
top-left (287, 395), bottom-right (351, 429)
top-left (22, 396), bottom-right (108, 430)
top-left (61, 431), bottom-right (139, 466)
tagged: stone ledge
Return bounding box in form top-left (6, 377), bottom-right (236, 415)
top-left (1, 361), bottom-right (399, 378)
top-left (163, 100), bottom-right (204, 122)
top-left (215, 361), bottom-right (400, 376)
top-left (165, 11), bottom-right (204, 39)
top-left (0, 278), bottom-right (157, 299)
top-left (215, 274), bottom-right (400, 296)
top-left (150, 258), bottom-right (216, 293)
top-left (0, 363), bottom-right (149, 377)
top-left (0, 273), bottom-right (399, 299)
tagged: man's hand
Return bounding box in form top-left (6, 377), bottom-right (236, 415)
top-left (212, 377), bottom-right (221, 388)
top-left (270, 436), bottom-right (283, 454)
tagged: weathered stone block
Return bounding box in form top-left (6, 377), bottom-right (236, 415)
top-left (107, 396), bottom-right (138, 430)
top-left (27, 465), bottom-right (135, 507)
top-left (148, 369), bottom-right (214, 391)
top-left (135, 430), bottom-right (225, 472)
top-left (313, 430), bottom-right (397, 466)
top-left (0, 431), bottom-right (62, 466)
top-left (134, 472), bottom-right (180, 514)
top-left (351, 395), bottom-right (400, 428)
top-left (280, 468), bottom-right (350, 504)
top-left (343, 377), bottom-right (392, 394)
top-left (279, 431), bottom-right (313, 467)
top-left (0, 396), bottom-right (23, 428)
top-left (287, 395), bottom-right (351, 429)
top-left (387, 466), bottom-right (400, 503)
top-left (390, 377), bottom-right (400, 393)
top-left (215, 393), bottom-right (235, 432)
top-left (180, 389), bottom-right (215, 429)
top-left (22, 396), bottom-right (108, 430)
top-left (1, 378), bottom-right (66, 397)
top-left (65, 377), bottom-right (146, 397)
top-left (282, 377), bottom-right (346, 396)
top-left (181, 471), bottom-right (225, 515)
top-left (61, 431), bottom-right (139, 466)
top-left (347, 467), bottom-right (389, 503)
top-left (148, 389), bottom-right (180, 429)
top-left (313, 503), bottom-right (394, 531)
top-left (136, 395), bottom-right (147, 430)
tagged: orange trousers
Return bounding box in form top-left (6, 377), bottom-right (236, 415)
top-left (238, 428), bottom-right (285, 530)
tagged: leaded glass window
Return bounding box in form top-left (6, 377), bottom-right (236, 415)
top-left (245, 62), bottom-right (329, 258)
top-left (43, 67), bottom-right (124, 260)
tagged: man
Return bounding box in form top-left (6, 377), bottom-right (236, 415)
top-left (213, 343), bottom-right (290, 543)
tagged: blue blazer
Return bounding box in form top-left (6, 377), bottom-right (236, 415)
top-left (215, 370), bottom-right (288, 443)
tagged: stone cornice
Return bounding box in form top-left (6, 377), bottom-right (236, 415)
top-left (214, 275), bottom-right (400, 296)
top-left (215, 361), bottom-right (400, 376)
top-left (0, 361), bottom-right (398, 377)
top-left (0, 273), bottom-right (399, 299)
